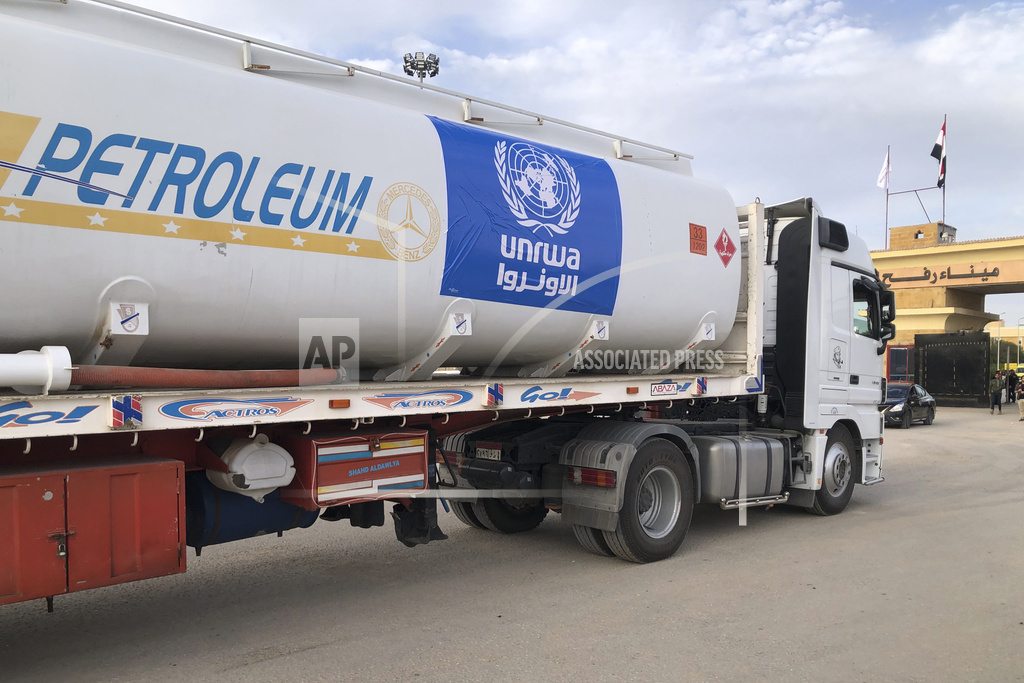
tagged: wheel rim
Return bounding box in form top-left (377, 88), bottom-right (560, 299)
top-left (636, 465), bottom-right (681, 539)
top-left (823, 440), bottom-right (852, 496)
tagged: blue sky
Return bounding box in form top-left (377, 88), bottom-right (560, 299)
top-left (124, 0), bottom-right (1024, 323)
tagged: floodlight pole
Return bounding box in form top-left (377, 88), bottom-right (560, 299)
top-left (997, 315), bottom-right (1005, 372)
top-left (884, 145), bottom-right (890, 249)
top-left (1017, 316), bottom-right (1023, 368)
top-left (402, 51), bottom-right (439, 84)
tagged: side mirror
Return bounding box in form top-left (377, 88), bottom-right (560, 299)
top-left (878, 322), bottom-right (895, 355)
top-left (880, 288), bottom-right (896, 323)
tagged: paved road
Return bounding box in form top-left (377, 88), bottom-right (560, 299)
top-left (1, 407), bottom-right (1022, 682)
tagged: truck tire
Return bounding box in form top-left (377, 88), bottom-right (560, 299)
top-left (450, 501), bottom-right (488, 529)
top-left (572, 525), bottom-right (614, 556)
top-left (471, 499), bottom-right (548, 534)
top-left (810, 424), bottom-right (857, 516)
top-left (602, 440), bottom-right (694, 563)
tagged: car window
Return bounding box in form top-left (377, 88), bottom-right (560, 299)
top-left (886, 386), bottom-right (909, 400)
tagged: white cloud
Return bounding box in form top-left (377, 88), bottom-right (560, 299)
top-left (112, 0), bottom-right (1024, 246)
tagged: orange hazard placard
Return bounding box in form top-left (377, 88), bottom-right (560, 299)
top-left (690, 223), bottom-right (707, 255)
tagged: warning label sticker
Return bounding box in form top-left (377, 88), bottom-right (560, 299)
top-left (689, 223), bottom-right (707, 256)
top-left (715, 229), bottom-right (736, 267)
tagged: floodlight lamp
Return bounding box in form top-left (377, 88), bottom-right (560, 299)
top-left (403, 50), bottom-right (440, 82)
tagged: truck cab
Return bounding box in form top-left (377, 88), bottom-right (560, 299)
top-left (765, 198), bottom-right (893, 507)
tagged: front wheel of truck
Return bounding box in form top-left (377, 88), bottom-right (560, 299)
top-left (810, 424), bottom-right (857, 516)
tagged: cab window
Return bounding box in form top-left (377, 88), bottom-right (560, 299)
top-left (853, 281), bottom-right (878, 339)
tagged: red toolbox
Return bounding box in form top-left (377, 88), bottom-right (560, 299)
top-left (0, 456), bottom-right (185, 607)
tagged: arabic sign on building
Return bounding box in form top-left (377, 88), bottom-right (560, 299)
top-left (880, 261), bottom-right (1024, 289)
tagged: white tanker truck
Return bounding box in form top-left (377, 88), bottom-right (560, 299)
top-left (0, 0), bottom-right (895, 610)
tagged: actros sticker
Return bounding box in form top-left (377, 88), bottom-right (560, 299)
top-left (159, 397), bottom-right (312, 422)
top-left (363, 390), bottom-right (473, 411)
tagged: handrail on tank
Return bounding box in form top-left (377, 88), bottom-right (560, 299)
top-left (84, 0), bottom-right (693, 162)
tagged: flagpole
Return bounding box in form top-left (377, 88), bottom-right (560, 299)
top-left (941, 115), bottom-right (946, 225)
top-left (885, 144), bottom-right (890, 249)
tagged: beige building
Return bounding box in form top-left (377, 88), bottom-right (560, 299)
top-left (871, 223), bottom-right (1024, 349)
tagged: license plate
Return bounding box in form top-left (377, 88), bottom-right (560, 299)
top-left (476, 447), bottom-right (502, 461)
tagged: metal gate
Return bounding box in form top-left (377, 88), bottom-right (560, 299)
top-left (914, 332), bottom-right (989, 407)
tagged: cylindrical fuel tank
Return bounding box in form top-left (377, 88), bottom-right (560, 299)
top-left (0, 8), bottom-right (741, 374)
top-left (185, 472), bottom-right (319, 550)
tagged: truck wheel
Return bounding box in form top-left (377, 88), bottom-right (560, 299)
top-left (810, 424), bottom-right (857, 516)
top-left (572, 525), bottom-right (614, 556)
top-left (924, 408), bottom-right (935, 425)
top-left (471, 499), bottom-right (548, 534)
top-left (901, 410), bottom-right (911, 429)
top-left (450, 501), bottom-right (487, 529)
top-left (602, 440), bottom-right (694, 563)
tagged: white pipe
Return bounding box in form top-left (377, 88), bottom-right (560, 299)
top-left (0, 347), bottom-right (73, 395)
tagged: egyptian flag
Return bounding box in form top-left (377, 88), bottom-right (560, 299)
top-left (930, 120), bottom-right (946, 187)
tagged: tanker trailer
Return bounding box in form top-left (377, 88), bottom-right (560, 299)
top-left (0, 1), bottom-right (739, 386)
top-left (0, 1), bottom-right (892, 611)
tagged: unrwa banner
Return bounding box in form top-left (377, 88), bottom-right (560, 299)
top-left (428, 117), bottom-right (622, 315)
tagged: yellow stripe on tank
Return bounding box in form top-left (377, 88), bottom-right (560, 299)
top-left (0, 197), bottom-right (395, 260)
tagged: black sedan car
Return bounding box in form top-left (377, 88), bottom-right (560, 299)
top-left (883, 383), bottom-right (936, 428)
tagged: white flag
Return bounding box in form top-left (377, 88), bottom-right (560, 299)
top-left (876, 150), bottom-right (890, 189)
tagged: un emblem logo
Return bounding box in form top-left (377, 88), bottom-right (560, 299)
top-left (494, 141), bottom-right (581, 236)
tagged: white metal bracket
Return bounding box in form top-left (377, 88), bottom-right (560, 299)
top-left (242, 41), bottom-right (270, 71)
top-left (84, 302), bottom-right (150, 367)
top-left (634, 313), bottom-right (719, 376)
top-left (243, 41), bottom-right (354, 76)
top-left (517, 318), bottom-right (610, 379)
top-left (463, 99), bottom-right (542, 126)
top-left (374, 299), bottom-right (477, 381)
top-left (614, 139), bottom-right (682, 161)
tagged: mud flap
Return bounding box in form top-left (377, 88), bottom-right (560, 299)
top-left (392, 499), bottom-right (448, 547)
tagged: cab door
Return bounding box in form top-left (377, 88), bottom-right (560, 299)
top-left (820, 266), bottom-right (852, 416)
top-left (848, 277), bottom-right (885, 408)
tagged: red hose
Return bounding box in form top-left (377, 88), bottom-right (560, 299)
top-left (70, 365), bottom-right (342, 389)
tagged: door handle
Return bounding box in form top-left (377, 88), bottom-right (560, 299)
top-left (850, 375), bottom-right (860, 385)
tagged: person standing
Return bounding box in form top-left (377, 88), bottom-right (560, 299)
top-left (1017, 379), bottom-right (1024, 420)
top-left (1008, 369), bottom-right (1019, 403)
top-left (990, 371), bottom-right (1005, 414)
